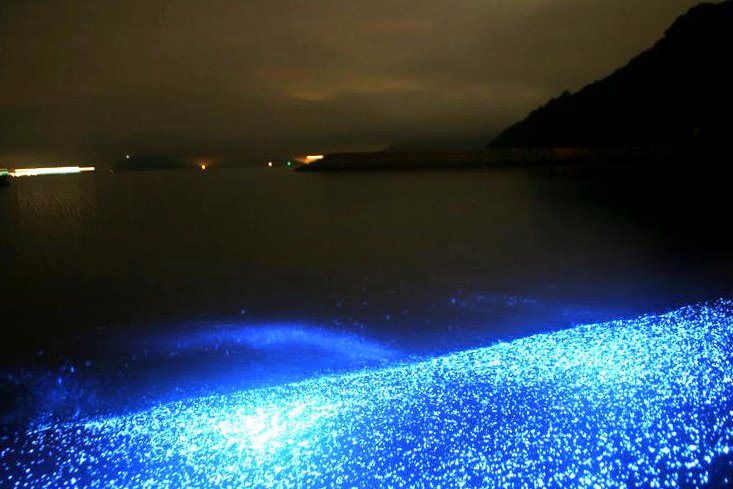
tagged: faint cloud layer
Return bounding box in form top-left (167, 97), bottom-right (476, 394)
top-left (0, 0), bottom-right (704, 164)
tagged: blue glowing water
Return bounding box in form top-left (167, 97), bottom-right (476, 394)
top-left (3, 301), bottom-right (733, 487)
top-left (152, 322), bottom-right (398, 361)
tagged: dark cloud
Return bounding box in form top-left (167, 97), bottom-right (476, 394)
top-left (0, 0), bottom-right (706, 165)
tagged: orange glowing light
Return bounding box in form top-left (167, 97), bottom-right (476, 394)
top-left (304, 155), bottom-right (324, 163)
top-left (267, 161), bottom-right (273, 168)
top-left (200, 164), bottom-right (207, 170)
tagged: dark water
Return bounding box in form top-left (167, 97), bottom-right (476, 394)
top-left (1, 167), bottom-right (732, 422)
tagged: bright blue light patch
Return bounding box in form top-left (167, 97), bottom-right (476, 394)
top-left (3, 301), bottom-right (733, 487)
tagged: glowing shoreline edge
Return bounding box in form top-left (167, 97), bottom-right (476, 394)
top-left (3, 302), bottom-right (733, 488)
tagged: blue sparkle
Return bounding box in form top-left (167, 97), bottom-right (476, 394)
top-left (3, 301), bottom-right (733, 487)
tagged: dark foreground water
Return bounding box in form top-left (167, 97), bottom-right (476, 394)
top-left (1, 166), bottom-right (733, 486)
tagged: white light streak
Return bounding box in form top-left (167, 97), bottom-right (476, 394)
top-left (11, 166), bottom-right (95, 177)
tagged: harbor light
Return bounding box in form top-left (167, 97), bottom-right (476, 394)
top-left (304, 155), bottom-right (324, 163)
top-left (292, 155), bottom-right (324, 165)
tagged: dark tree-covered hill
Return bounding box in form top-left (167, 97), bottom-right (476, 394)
top-left (490, 1), bottom-right (733, 148)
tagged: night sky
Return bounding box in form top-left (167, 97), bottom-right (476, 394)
top-left (0, 0), bottom-right (704, 166)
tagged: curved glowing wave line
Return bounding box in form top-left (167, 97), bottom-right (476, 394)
top-left (4, 301), bottom-right (733, 488)
top-left (150, 323), bottom-right (398, 361)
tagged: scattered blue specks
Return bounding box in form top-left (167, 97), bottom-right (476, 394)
top-left (3, 301), bottom-right (733, 487)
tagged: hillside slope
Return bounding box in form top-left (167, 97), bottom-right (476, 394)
top-left (490, 1), bottom-right (733, 148)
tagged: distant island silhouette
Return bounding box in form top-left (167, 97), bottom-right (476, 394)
top-left (112, 155), bottom-right (188, 172)
top-left (300, 1), bottom-right (732, 172)
top-left (490, 1), bottom-right (733, 149)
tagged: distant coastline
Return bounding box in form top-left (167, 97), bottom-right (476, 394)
top-left (112, 156), bottom-right (189, 172)
top-left (300, 1), bottom-right (733, 174)
top-left (295, 146), bottom-right (729, 172)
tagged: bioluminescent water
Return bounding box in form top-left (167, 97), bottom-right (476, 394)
top-left (3, 301), bottom-right (733, 488)
top-left (150, 323), bottom-right (398, 361)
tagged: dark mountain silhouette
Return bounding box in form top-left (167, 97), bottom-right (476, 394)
top-left (490, 1), bottom-right (733, 149)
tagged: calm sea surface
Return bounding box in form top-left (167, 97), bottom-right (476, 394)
top-left (1, 167), bottom-right (731, 420)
